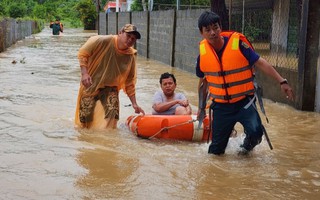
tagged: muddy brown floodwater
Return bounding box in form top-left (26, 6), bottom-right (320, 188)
top-left (0, 27), bottom-right (319, 200)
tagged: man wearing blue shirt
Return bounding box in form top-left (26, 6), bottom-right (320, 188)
top-left (152, 72), bottom-right (192, 115)
top-left (196, 11), bottom-right (294, 155)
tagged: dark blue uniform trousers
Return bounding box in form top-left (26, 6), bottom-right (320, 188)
top-left (208, 97), bottom-right (263, 155)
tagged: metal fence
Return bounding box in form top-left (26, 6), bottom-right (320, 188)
top-left (229, 1), bottom-right (300, 71)
top-left (153, 0), bottom-right (301, 72)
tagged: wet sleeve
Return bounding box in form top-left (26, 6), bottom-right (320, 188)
top-left (77, 36), bottom-right (100, 68)
top-left (124, 55), bottom-right (137, 97)
top-left (195, 55), bottom-right (205, 78)
top-left (240, 40), bottom-right (260, 66)
top-left (176, 93), bottom-right (187, 100)
top-left (125, 83), bottom-right (135, 97)
top-left (153, 91), bottom-right (163, 104)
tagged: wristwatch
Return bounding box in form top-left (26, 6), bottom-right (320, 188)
top-left (280, 79), bottom-right (288, 85)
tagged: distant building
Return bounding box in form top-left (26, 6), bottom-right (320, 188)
top-left (104, 0), bottom-right (133, 13)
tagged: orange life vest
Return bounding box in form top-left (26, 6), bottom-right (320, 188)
top-left (199, 31), bottom-right (255, 103)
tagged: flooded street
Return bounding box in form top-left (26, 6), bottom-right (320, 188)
top-left (0, 27), bottom-right (320, 200)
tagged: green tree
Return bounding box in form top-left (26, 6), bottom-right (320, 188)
top-left (0, 0), bottom-right (12, 16)
top-left (131, 0), bottom-right (144, 11)
top-left (9, 3), bottom-right (27, 18)
top-left (75, 0), bottom-right (97, 30)
top-left (32, 4), bottom-right (48, 19)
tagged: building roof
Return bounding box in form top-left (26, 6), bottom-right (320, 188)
top-left (103, 1), bottom-right (122, 10)
top-left (107, 2), bottom-right (118, 8)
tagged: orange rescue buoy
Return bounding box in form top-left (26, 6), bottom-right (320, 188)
top-left (125, 114), bottom-right (211, 142)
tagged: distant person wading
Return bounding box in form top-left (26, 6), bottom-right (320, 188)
top-left (49, 18), bottom-right (63, 35)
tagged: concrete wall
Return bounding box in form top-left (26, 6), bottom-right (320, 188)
top-left (107, 12), bottom-right (118, 35)
top-left (148, 10), bottom-right (175, 66)
top-left (98, 4), bottom-right (319, 111)
top-left (105, 9), bottom-right (204, 73)
top-left (117, 12), bottom-right (131, 31)
top-left (0, 18), bottom-right (38, 53)
top-left (100, 9), bottom-right (298, 108)
top-left (174, 9), bottom-right (205, 73)
top-left (132, 11), bottom-right (149, 57)
top-left (98, 12), bottom-right (107, 35)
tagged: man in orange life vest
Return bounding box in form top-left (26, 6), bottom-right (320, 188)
top-left (196, 11), bottom-right (294, 155)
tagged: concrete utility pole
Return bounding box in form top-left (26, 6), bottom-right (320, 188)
top-left (148, 0), bottom-right (154, 11)
top-left (116, 0), bottom-right (119, 12)
top-left (142, 0), bottom-right (147, 11)
top-left (297, 0), bottom-right (320, 111)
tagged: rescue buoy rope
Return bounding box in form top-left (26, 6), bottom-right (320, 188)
top-left (129, 115), bottom-right (141, 136)
top-left (148, 119), bottom-right (197, 139)
top-left (192, 119), bottom-right (204, 142)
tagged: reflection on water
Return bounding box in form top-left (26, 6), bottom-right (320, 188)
top-left (0, 27), bottom-right (319, 200)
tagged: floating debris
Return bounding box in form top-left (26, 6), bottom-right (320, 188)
top-left (20, 57), bottom-right (26, 64)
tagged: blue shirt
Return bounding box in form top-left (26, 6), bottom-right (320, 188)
top-left (195, 36), bottom-right (260, 78)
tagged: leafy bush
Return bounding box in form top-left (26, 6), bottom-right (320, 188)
top-left (244, 26), bottom-right (262, 42)
top-left (0, 3), bottom-right (7, 16)
top-left (0, 0), bottom-right (85, 28)
top-left (131, 0), bottom-right (144, 11)
top-left (32, 4), bottom-right (47, 19)
top-left (75, 0), bottom-right (97, 30)
top-left (9, 3), bottom-right (27, 18)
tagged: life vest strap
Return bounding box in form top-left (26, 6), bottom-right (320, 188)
top-left (209, 89), bottom-right (255, 100)
top-left (204, 65), bottom-right (252, 77)
top-left (208, 77), bottom-right (254, 89)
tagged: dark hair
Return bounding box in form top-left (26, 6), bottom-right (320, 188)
top-left (198, 11), bottom-right (221, 32)
top-left (159, 72), bottom-right (176, 84)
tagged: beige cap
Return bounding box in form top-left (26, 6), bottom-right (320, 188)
top-left (122, 24), bottom-right (141, 39)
